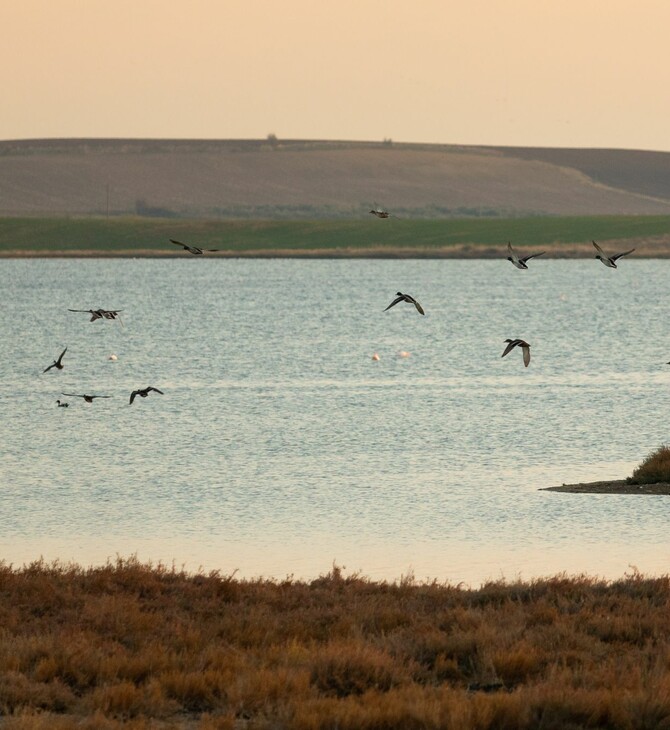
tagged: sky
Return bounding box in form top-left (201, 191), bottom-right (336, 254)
top-left (3, 0), bottom-right (670, 150)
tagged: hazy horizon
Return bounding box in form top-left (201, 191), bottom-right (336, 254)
top-left (3, 0), bottom-right (670, 152)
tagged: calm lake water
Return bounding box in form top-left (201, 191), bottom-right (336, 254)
top-left (1, 257), bottom-right (669, 586)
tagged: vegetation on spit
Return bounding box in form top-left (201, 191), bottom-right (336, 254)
top-left (2, 215), bottom-right (670, 255)
top-left (627, 444), bottom-right (670, 485)
top-left (1, 558), bottom-right (670, 728)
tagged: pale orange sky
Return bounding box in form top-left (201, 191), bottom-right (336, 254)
top-left (3, 0), bottom-right (670, 150)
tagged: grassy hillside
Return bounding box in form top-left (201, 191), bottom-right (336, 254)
top-left (2, 215), bottom-right (670, 256)
top-left (3, 138), bottom-right (670, 218)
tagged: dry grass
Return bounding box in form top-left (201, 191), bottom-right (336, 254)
top-left (627, 445), bottom-right (670, 485)
top-left (1, 559), bottom-right (670, 728)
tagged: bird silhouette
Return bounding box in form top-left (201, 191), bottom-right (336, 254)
top-left (170, 239), bottom-right (219, 255)
top-left (43, 347), bottom-right (67, 373)
top-left (384, 292), bottom-right (425, 315)
top-left (592, 240), bottom-right (635, 268)
top-left (129, 386), bottom-right (164, 405)
top-left (61, 393), bottom-right (111, 403)
top-left (506, 242), bottom-right (545, 269)
top-left (56, 399), bottom-right (69, 408)
top-left (501, 339), bottom-right (531, 367)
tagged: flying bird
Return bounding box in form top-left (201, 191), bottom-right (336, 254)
top-left (43, 347), bottom-right (67, 374)
top-left (384, 292), bottom-right (425, 315)
top-left (69, 308), bottom-right (123, 324)
top-left (501, 339), bottom-right (531, 367)
top-left (592, 240), bottom-right (635, 268)
top-left (506, 242), bottom-right (545, 269)
top-left (170, 239), bottom-right (219, 255)
top-left (129, 386), bottom-right (164, 405)
top-left (369, 203), bottom-right (397, 219)
top-left (61, 393), bottom-right (111, 403)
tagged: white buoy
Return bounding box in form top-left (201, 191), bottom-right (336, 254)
top-left (108, 354), bottom-right (118, 361)
top-left (371, 353), bottom-right (380, 361)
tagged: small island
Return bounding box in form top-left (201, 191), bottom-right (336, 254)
top-left (543, 445), bottom-right (670, 495)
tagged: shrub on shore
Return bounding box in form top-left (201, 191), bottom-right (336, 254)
top-left (627, 444), bottom-right (670, 484)
top-left (0, 558), bottom-right (670, 728)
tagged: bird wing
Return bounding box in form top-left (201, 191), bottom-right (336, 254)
top-left (521, 251), bottom-right (545, 263)
top-left (170, 239), bottom-right (187, 248)
top-left (501, 340), bottom-right (519, 358)
top-left (56, 347), bottom-right (67, 364)
top-left (43, 362), bottom-right (56, 373)
top-left (507, 242), bottom-right (516, 256)
top-left (147, 387), bottom-right (164, 394)
top-left (592, 240), bottom-right (606, 255)
top-left (92, 395), bottom-right (111, 399)
top-left (611, 248), bottom-right (635, 262)
top-left (413, 299), bottom-right (425, 315)
top-left (129, 391), bottom-right (138, 405)
top-left (205, 249), bottom-right (219, 252)
top-left (522, 346), bottom-right (531, 367)
top-left (384, 296), bottom-right (404, 311)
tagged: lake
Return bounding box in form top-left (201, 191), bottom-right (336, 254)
top-left (1, 257), bottom-right (669, 585)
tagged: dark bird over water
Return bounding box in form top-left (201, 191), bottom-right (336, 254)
top-left (43, 347), bottom-right (67, 373)
top-left (170, 239), bottom-right (219, 255)
top-left (56, 399), bottom-right (69, 407)
top-left (129, 386), bottom-right (164, 405)
top-left (69, 308), bottom-right (123, 323)
top-left (61, 393), bottom-right (112, 403)
top-left (501, 338), bottom-right (531, 367)
top-left (384, 292), bottom-right (425, 315)
top-left (506, 242), bottom-right (545, 269)
top-left (592, 240), bottom-right (635, 268)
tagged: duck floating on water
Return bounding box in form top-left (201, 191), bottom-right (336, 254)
top-left (43, 347), bottom-right (67, 374)
top-left (501, 339), bottom-right (531, 367)
top-left (56, 399), bottom-right (69, 408)
top-left (384, 292), bottom-right (425, 315)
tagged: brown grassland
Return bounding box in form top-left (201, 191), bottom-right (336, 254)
top-left (1, 559), bottom-right (670, 729)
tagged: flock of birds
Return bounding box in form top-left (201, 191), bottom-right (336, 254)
top-left (379, 237), bottom-right (636, 368)
top-left (43, 309), bottom-right (163, 407)
top-left (44, 225), bottom-right (638, 403)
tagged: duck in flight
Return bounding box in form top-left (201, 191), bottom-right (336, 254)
top-left (506, 242), bottom-right (545, 269)
top-left (69, 308), bottom-right (123, 323)
top-left (170, 239), bottom-right (219, 255)
top-left (501, 339), bottom-right (531, 367)
top-left (43, 347), bottom-right (67, 374)
top-left (369, 203), bottom-right (397, 219)
top-left (592, 240), bottom-right (635, 268)
top-left (384, 292), bottom-right (425, 315)
top-left (129, 386), bottom-right (164, 405)
top-left (61, 393), bottom-right (111, 404)
top-left (56, 399), bottom-right (69, 408)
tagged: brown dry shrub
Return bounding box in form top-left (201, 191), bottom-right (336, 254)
top-left (628, 444), bottom-right (670, 484)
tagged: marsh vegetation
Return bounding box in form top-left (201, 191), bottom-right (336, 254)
top-left (1, 559), bottom-right (669, 728)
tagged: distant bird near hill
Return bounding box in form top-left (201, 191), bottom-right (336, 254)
top-left (592, 240), bottom-right (635, 268)
top-left (69, 308), bottom-right (123, 324)
top-left (369, 203), bottom-right (397, 219)
top-left (43, 347), bottom-right (67, 374)
top-left (170, 239), bottom-right (219, 255)
top-left (61, 393), bottom-right (111, 403)
top-left (501, 339), bottom-right (531, 367)
top-left (506, 242), bottom-right (545, 269)
top-left (129, 386), bottom-right (164, 405)
top-left (384, 292), bottom-right (425, 315)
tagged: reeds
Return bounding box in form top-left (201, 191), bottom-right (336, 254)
top-left (1, 558), bottom-right (670, 728)
top-left (627, 444), bottom-right (670, 484)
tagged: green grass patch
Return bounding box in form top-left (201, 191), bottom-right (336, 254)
top-left (2, 215), bottom-right (670, 253)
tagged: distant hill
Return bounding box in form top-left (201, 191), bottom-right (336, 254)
top-left (2, 138), bottom-right (670, 218)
